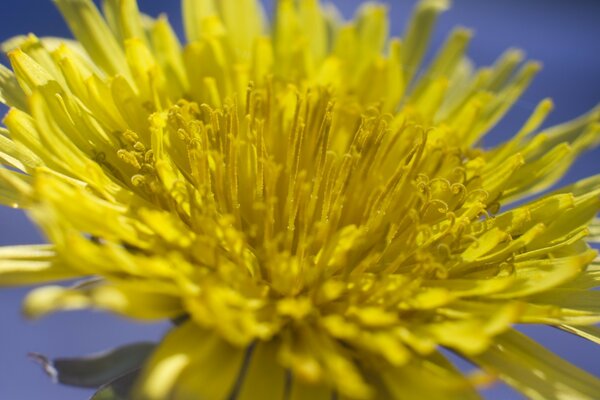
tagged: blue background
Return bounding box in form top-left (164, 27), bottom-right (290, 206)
top-left (0, 1), bottom-right (599, 399)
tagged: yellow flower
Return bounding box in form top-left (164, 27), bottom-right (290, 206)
top-left (1, 0), bottom-right (599, 398)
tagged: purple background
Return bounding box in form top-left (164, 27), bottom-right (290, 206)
top-left (0, 1), bottom-right (599, 399)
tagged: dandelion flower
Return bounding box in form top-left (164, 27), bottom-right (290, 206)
top-left (1, 0), bottom-right (600, 399)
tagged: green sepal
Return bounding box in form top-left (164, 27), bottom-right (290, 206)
top-left (89, 368), bottom-right (141, 400)
top-left (30, 342), bottom-right (155, 388)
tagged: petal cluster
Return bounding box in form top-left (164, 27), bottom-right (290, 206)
top-left (0, 0), bottom-right (599, 399)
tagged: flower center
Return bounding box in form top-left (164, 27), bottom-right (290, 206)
top-left (103, 82), bottom-right (511, 349)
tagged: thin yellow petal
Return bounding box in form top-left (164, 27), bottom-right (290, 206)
top-left (171, 331), bottom-right (246, 400)
top-left (0, 63), bottom-right (27, 109)
top-left (401, 0), bottom-right (450, 82)
top-left (23, 283), bottom-right (183, 319)
top-left (237, 341), bottom-right (287, 400)
top-left (134, 322), bottom-right (199, 400)
top-left (53, 0), bottom-right (130, 78)
top-left (473, 329), bottom-right (600, 400)
top-left (0, 245), bottom-right (81, 286)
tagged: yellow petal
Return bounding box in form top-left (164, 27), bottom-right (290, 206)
top-left (237, 341), bottom-right (287, 400)
top-left (0, 167), bottom-right (32, 207)
top-left (410, 27), bottom-right (472, 104)
top-left (492, 250), bottom-right (596, 299)
top-left (181, 0), bottom-right (218, 43)
top-left (527, 288), bottom-right (600, 314)
top-left (0, 129), bottom-right (43, 172)
top-left (0, 63), bottom-right (27, 109)
top-left (23, 283), bottom-right (183, 319)
top-left (0, 245), bottom-right (80, 286)
top-left (290, 378), bottom-right (333, 400)
top-left (150, 16), bottom-right (189, 98)
top-left (473, 329), bottom-right (600, 400)
top-left (401, 0), bottom-right (450, 83)
top-left (54, 0), bottom-right (130, 78)
top-left (558, 324), bottom-right (600, 345)
top-left (217, 0), bottom-right (266, 60)
top-left (381, 351), bottom-right (481, 400)
top-left (133, 322), bottom-right (198, 400)
top-left (170, 327), bottom-right (246, 400)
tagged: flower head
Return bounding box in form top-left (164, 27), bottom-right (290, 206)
top-left (1, 0), bottom-right (600, 398)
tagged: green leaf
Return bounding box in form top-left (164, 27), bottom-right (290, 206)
top-left (30, 342), bottom-right (156, 388)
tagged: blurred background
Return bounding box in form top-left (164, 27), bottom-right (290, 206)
top-left (0, 0), bottom-right (598, 399)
